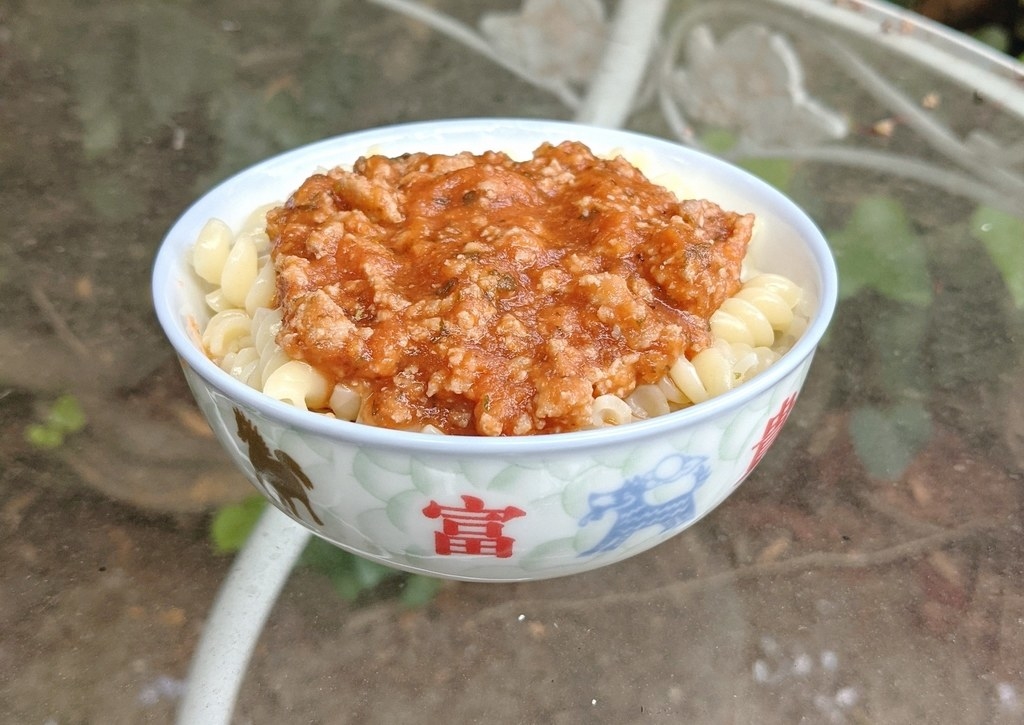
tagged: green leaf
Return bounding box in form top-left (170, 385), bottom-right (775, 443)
top-left (25, 423), bottom-right (63, 450)
top-left (69, 43), bottom-right (126, 159)
top-left (867, 304), bottom-right (930, 398)
top-left (301, 538), bottom-right (399, 601)
top-left (24, 393), bottom-right (88, 449)
top-left (849, 401), bottom-right (933, 480)
top-left (136, 3), bottom-right (230, 122)
top-left (829, 196), bottom-right (932, 306)
top-left (971, 25), bottom-right (1010, 53)
top-left (48, 394), bottom-right (87, 433)
top-left (78, 103), bottom-right (123, 159)
top-left (399, 575), bottom-right (444, 608)
top-left (699, 129), bottom-right (793, 191)
top-left (299, 540), bottom-right (439, 606)
top-left (700, 128), bottom-right (738, 154)
top-left (327, 572), bottom-right (365, 601)
top-left (300, 536), bottom-right (349, 574)
top-left (200, 88), bottom-right (315, 189)
top-left (350, 554), bottom-right (396, 590)
top-left (210, 496), bottom-right (267, 553)
top-left (739, 157), bottom-right (794, 193)
top-left (211, 500), bottom-right (442, 605)
top-left (970, 205), bottom-right (1024, 309)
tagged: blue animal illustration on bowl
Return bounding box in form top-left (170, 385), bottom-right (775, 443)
top-left (578, 453), bottom-right (711, 555)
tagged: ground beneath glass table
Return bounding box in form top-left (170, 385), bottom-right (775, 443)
top-left (1, 0), bottom-right (1023, 722)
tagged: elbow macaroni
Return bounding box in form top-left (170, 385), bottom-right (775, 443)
top-left (663, 273), bottom-right (805, 409)
top-left (191, 206), bottom-right (358, 420)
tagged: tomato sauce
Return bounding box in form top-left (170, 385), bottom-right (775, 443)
top-left (266, 141), bottom-right (752, 435)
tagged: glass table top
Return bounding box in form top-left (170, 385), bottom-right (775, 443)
top-left (2, 0), bottom-right (1022, 722)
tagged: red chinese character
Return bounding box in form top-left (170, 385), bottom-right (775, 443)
top-left (745, 393), bottom-right (798, 476)
top-left (422, 495), bottom-right (526, 558)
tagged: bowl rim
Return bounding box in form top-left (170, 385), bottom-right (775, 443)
top-left (152, 117), bottom-right (838, 456)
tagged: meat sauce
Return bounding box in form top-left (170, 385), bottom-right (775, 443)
top-left (266, 141), bottom-right (753, 436)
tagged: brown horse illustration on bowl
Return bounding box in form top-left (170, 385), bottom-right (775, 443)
top-left (233, 408), bottom-right (324, 526)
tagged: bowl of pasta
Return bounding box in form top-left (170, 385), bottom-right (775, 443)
top-left (153, 118), bottom-right (837, 581)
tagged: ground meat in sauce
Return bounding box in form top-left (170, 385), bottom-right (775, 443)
top-left (265, 141), bottom-right (754, 436)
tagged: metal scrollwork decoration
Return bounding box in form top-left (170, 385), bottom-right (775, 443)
top-left (665, 23), bottom-right (848, 147)
top-left (368, 0), bottom-right (1024, 215)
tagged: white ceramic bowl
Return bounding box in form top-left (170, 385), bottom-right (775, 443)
top-left (153, 118), bottom-right (837, 581)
